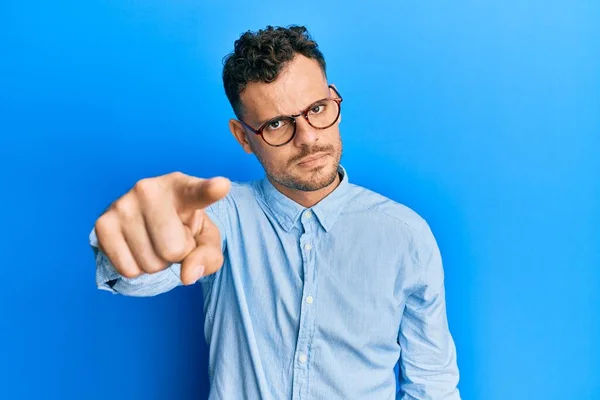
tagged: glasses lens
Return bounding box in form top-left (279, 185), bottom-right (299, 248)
top-left (307, 99), bottom-right (340, 129)
top-left (262, 117), bottom-right (296, 146)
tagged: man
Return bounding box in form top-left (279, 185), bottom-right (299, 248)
top-left (91, 25), bottom-right (460, 399)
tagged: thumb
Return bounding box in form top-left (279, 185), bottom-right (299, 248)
top-left (180, 212), bottom-right (224, 284)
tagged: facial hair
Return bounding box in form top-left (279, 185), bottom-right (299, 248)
top-left (251, 140), bottom-right (342, 192)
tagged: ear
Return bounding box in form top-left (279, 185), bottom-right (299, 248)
top-left (229, 119), bottom-right (254, 154)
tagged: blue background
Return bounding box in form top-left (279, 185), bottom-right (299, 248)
top-left (1, 1), bottom-right (599, 399)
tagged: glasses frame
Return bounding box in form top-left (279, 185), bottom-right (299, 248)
top-left (239, 85), bottom-right (343, 147)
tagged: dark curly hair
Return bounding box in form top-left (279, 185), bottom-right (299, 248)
top-left (222, 25), bottom-right (327, 118)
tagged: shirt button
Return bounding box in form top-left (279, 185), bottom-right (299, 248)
top-left (306, 296), bottom-right (314, 304)
top-left (299, 354), bottom-right (307, 363)
top-left (304, 210), bottom-right (313, 219)
top-left (304, 243), bottom-right (312, 251)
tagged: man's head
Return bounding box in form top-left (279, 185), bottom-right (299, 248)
top-left (223, 25), bottom-right (343, 193)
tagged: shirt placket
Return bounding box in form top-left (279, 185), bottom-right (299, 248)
top-left (292, 209), bottom-right (318, 400)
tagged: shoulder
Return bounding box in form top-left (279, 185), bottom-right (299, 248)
top-left (345, 183), bottom-right (438, 255)
top-left (346, 183), bottom-right (428, 232)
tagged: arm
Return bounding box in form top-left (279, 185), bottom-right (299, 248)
top-left (90, 201), bottom-right (227, 297)
top-left (397, 222), bottom-right (460, 400)
top-left (90, 173), bottom-right (230, 297)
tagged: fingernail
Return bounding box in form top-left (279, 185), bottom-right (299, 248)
top-left (192, 209), bottom-right (205, 233)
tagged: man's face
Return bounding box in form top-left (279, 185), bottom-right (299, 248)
top-left (232, 55), bottom-right (342, 192)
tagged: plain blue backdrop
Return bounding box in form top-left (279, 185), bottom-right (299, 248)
top-left (1, 1), bottom-right (599, 399)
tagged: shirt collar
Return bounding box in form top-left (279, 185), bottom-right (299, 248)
top-left (257, 165), bottom-right (351, 232)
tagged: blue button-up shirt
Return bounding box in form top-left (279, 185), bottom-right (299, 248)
top-left (91, 167), bottom-right (460, 399)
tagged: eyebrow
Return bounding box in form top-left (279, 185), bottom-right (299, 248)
top-left (254, 94), bottom-right (330, 127)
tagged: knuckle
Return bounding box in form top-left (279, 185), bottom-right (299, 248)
top-left (143, 259), bottom-right (168, 274)
top-left (167, 171), bottom-right (188, 191)
top-left (133, 178), bottom-right (160, 199)
top-left (94, 214), bottom-right (116, 243)
top-left (156, 241), bottom-right (187, 262)
top-left (167, 171), bottom-right (184, 180)
top-left (94, 215), bottom-right (108, 236)
top-left (112, 197), bottom-right (136, 220)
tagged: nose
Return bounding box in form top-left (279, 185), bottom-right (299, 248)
top-left (292, 116), bottom-right (319, 147)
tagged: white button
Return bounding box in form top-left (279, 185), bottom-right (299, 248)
top-left (306, 296), bottom-right (314, 304)
top-left (304, 210), bottom-right (312, 219)
top-left (304, 243), bottom-right (312, 251)
top-left (299, 354), bottom-right (307, 363)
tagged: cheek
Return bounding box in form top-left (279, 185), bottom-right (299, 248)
top-left (326, 128), bottom-right (342, 145)
top-left (268, 150), bottom-right (290, 167)
top-left (248, 135), bottom-right (268, 156)
top-left (252, 141), bottom-right (286, 167)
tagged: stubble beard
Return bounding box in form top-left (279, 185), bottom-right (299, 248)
top-left (254, 141), bottom-right (343, 192)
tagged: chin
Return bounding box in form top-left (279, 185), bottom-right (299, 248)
top-left (287, 161), bottom-right (339, 192)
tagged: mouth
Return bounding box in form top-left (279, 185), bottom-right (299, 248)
top-left (297, 152), bottom-right (328, 166)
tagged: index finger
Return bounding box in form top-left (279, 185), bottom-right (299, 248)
top-left (177, 175), bottom-right (231, 211)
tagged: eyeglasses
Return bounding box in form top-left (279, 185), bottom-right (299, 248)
top-left (239, 85), bottom-right (343, 147)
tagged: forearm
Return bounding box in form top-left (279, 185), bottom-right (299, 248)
top-left (397, 332), bottom-right (460, 399)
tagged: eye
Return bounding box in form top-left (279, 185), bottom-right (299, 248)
top-left (309, 104), bottom-right (326, 114)
top-left (267, 119), bottom-right (286, 131)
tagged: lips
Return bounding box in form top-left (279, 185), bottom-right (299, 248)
top-left (297, 152), bottom-right (328, 165)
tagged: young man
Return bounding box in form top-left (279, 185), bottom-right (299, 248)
top-left (91, 25), bottom-right (460, 399)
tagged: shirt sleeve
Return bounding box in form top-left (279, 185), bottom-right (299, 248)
top-left (397, 221), bottom-right (461, 399)
top-left (90, 227), bottom-right (183, 296)
top-left (90, 198), bottom-right (229, 297)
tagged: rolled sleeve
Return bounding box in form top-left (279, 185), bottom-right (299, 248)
top-left (89, 194), bottom-right (229, 297)
top-left (90, 228), bottom-right (183, 297)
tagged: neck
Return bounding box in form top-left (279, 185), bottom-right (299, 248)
top-left (270, 172), bottom-right (341, 208)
